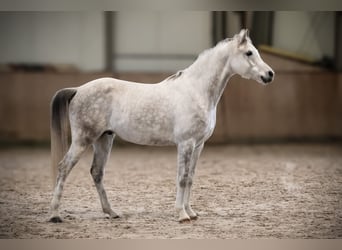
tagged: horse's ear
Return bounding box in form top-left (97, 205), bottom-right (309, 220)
top-left (238, 29), bottom-right (249, 46)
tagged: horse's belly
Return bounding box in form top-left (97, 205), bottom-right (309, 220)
top-left (112, 112), bottom-right (175, 146)
top-left (115, 128), bottom-right (175, 146)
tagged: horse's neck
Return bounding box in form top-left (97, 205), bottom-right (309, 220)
top-left (185, 43), bottom-right (234, 109)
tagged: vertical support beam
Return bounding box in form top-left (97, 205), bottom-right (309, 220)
top-left (212, 11), bottom-right (227, 46)
top-left (251, 11), bottom-right (274, 47)
top-left (221, 11), bottom-right (227, 39)
top-left (335, 11), bottom-right (342, 72)
top-left (105, 11), bottom-right (113, 72)
top-left (211, 12), bottom-right (218, 46)
top-left (237, 11), bottom-right (246, 28)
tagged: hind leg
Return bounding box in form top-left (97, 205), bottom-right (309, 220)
top-left (91, 132), bottom-right (119, 219)
top-left (49, 142), bottom-right (88, 222)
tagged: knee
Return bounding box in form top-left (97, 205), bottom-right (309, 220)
top-left (179, 177), bottom-right (193, 188)
top-left (90, 167), bottom-right (103, 183)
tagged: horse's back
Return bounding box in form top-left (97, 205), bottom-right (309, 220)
top-left (68, 77), bottom-right (176, 145)
top-left (79, 77), bottom-right (163, 90)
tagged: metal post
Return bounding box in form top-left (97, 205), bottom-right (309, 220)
top-left (212, 12), bottom-right (218, 46)
top-left (251, 11), bottom-right (274, 47)
top-left (212, 11), bottom-right (227, 46)
top-left (335, 11), bottom-right (342, 71)
top-left (105, 11), bottom-right (114, 72)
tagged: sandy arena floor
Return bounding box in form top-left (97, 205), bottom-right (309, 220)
top-left (0, 143), bottom-right (341, 239)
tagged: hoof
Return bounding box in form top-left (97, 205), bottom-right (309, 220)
top-left (190, 215), bottom-right (198, 220)
top-left (105, 210), bottom-right (120, 219)
top-left (104, 209), bottom-right (120, 219)
top-left (186, 207), bottom-right (198, 220)
top-left (49, 216), bottom-right (63, 223)
top-left (179, 217), bottom-right (191, 224)
top-left (108, 214), bottom-right (120, 219)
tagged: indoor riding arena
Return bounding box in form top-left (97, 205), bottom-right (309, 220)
top-left (0, 12), bottom-right (341, 239)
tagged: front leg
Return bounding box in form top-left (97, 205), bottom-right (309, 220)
top-left (183, 142), bottom-right (204, 220)
top-left (175, 140), bottom-right (195, 223)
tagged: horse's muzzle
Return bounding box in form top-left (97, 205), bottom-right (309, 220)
top-left (261, 71), bottom-right (274, 84)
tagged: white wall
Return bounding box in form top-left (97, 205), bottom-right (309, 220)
top-left (113, 12), bottom-right (211, 72)
top-left (0, 12), bottom-right (335, 73)
top-left (0, 12), bottom-right (105, 71)
top-left (272, 12), bottom-right (335, 60)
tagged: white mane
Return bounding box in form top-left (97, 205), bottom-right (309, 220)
top-left (186, 38), bottom-right (234, 73)
top-left (164, 38), bottom-right (235, 83)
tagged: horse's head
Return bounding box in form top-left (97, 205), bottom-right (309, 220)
top-left (229, 29), bottom-right (274, 85)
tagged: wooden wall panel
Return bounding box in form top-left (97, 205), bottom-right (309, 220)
top-left (0, 72), bottom-right (113, 141)
top-left (0, 54), bottom-right (341, 143)
top-left (210, 73), bottom-right (341, 143)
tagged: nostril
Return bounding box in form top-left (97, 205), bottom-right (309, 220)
top-left (268, 71), bottom-right (274, 77)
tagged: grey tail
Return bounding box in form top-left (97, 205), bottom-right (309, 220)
top-left (50, 88), bottom-right (77, 187)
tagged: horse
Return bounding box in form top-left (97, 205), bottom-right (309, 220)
top-left (49, 29), bottom-right (274, 223)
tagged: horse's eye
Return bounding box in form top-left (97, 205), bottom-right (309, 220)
top-left (245, 50), bottom-right (253, 57)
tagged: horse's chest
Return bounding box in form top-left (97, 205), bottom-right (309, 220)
top-left (185, 108), bottom-right (216, 142)
top-left (204, 108), bottom-right (217, 138)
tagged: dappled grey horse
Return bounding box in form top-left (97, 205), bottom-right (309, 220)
top-left (49, 29), bottom-right (274, 223)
